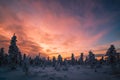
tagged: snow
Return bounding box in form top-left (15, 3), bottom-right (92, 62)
top-left (0, 65), bottom-right (120, 80)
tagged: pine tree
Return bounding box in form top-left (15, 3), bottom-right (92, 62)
top-left (88, 51), bottom-right (95, 68)
top-left (8, 33), bottom-right (20, 69)
top-left (18, 52), bottom-right (22, 66)
top-left (34, 55), bottom-right (40, 66)
top-left (57, 54), bottom-right (62, 65)
top-left (29, 57), bottom-right (33, 65)
top-left (52, 56), bottom-right (56, 67)
top-left (71, 53), bottom-right (75, 65)
top-left (106, 45), bottom-right (117, 71)
top-left (42, 57), bottom-right (46, 69)
top-left (0, 48), bottom-right (4, 66)
top-left (106, 45), bottom-right (117, 64)
top-left (23, 54), bottom-right (26, 61)
top-left (85, 56), bottom-right (89, 65)
top-left (63, 58), bottom-right (68, 71)
top-left (23, 55), bottom-right (29, 76)
top-left (4, 54), bottom-right (9, 65)
top-left (47, 56), bottom-right (51, 66)
top-left (79, 53), bottom-right (84, 65)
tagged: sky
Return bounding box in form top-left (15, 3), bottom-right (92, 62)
top-left (0, 0), bottom-right (120, 58)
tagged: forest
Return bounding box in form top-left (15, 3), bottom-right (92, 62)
top-left (0, 34), bottom-right (120, 80)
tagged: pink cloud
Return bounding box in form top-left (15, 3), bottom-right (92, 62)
top-left (0, 0), bottom-right (114, 58)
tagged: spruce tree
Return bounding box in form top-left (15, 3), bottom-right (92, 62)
top-left (106, 45), bottom-right (117, 71)
top-left (85, 56), bottom-right (89, 65)
top-left (71, 53), bottom-right (75, 65)
top-left (63, 58), bottom-right (68, 71)
top-left (106, 45), bottom-right (117, 64)
top-left (23, 55), bottom-right (29, 75)
top-left (52, 56), bottom-right (56, 67)
top-left (57, 54), bottom-right (62, 65)
top-left (88, 51), bottom-right (95, 68)
top-left (79, 53), bottom-right (84, 65)
top-left (8, 33), bottom-right (20, 69)
top-left (0, 48), bottom-right (4, 66)
top-left (34, 55), bottom-right (40, 66)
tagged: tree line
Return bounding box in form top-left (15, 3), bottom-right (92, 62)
top-left (0, 34), bottom-right (120, 75)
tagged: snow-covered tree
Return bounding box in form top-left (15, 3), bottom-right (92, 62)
top-left (71, 53), bottom-right (75, 65)
top-left (0, 48), bottom-right (4, 66)
top-left (34, 54), bottom-right (40, 66)
top-left (47, 56), bottom-right (51, 66)
top-left (106, 45), bottom-right (117, 63)
top-left (116, 53), bottom-right (120, 63)
top-left (52, 56), bottom-right (56, 67)
top-left (63, 58), bottom-right (68, 71)
top-left (57, 54), bottom-right (62, 65)
top-left (2, 53), bottom-right (8, 65)
top-left (106, 45), bottom-right (117, 70)
top-left (8, 33), bottom-right (20, 69)
top-left (88, 51), bottom-right (95, 68)
top-left (41, 57), bottom-right (47, 69)
top-left (78, 53), bottom-right (84, 65)
top-left (17, 52), bottom-right (22, 66)
top-left (84, 56), bottom-right (89, 65)
top-left (23, 54), bottom-right (26, 60)
top-left (23, 56), bottom-right (30, 76)
top-left (29, 57), bottom-right (33, 65)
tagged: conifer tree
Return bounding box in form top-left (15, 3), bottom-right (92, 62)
top-left (85, 56), bottom-right (89, 64)
top-left (63, 58), bottom-right (68, 71)
top-left (88, 51), bottom-right (95, 68)
top-left (106, 45), bottom-right (117, 70)
top-left (106, 45), bottom-right (117, 64)
top-left (18, 52), bottom-right (22, 66)
top-left (8, 33), bottom-right (20, 69)
top-left (71, 53), bottom-right (75, 65)
top-left (57, 54), bottom-right (62, 65)
top-left (52, 56), bottom-right (56, 67)
top-left (79, 53), bottom-right (84, 65)
top-left (34, 54), bottom-right (40, 66)
top-left (23, 55), bottom-right (29, 76)
top-left (0, 48), bottom-right (4, 66)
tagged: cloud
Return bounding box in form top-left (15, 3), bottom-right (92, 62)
top-left (0, 0), bottom-right (119, 58)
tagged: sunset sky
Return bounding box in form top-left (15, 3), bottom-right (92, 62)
top-left (0, 0), bottom-right (120, 58)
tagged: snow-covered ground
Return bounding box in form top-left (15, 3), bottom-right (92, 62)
top-left (0, 65), bottom-right (120, 80)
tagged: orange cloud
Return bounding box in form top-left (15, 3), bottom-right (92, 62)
top-left (0, 0), bottom-right (118, 58)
